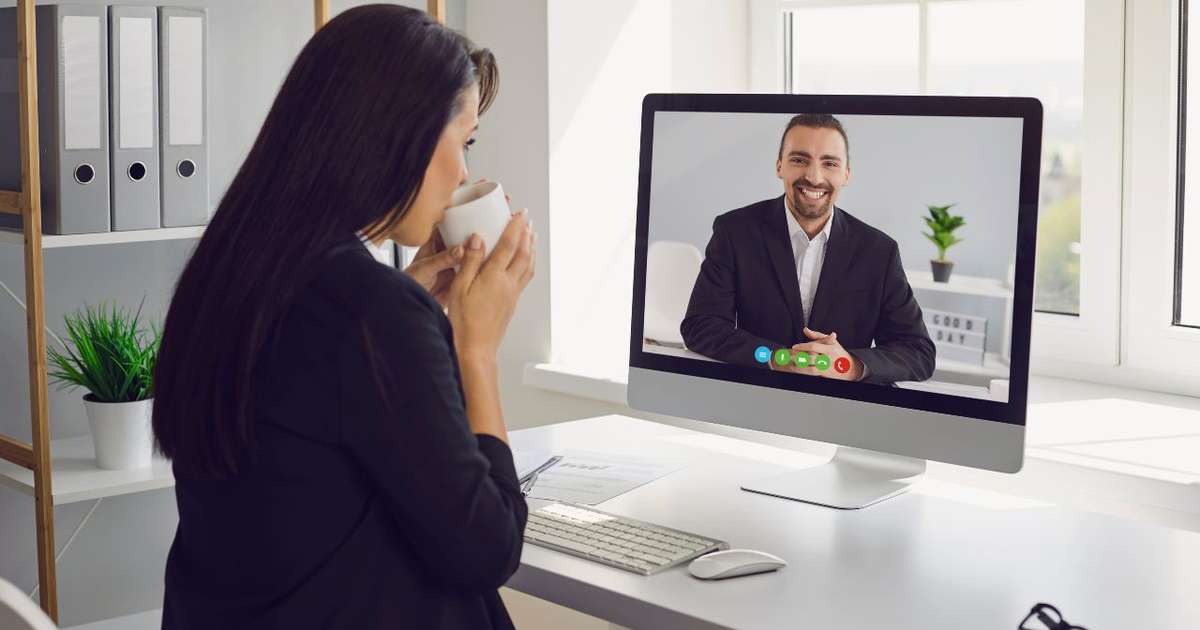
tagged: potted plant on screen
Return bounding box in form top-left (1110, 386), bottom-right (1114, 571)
top-left (922, 203), bottom-right (965, 283)
top-left (47, 301), bottom-right (160, 470)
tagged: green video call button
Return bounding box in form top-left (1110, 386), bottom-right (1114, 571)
top-left (814, 354), bottom-right (831, 371)
top-left (794, 352), bottom-right (811, 368)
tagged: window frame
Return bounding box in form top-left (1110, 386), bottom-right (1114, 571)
top-left (1175, 0), bottom-right (1190, 329)
top-left (1120, 0), bottom-right (1200, 392)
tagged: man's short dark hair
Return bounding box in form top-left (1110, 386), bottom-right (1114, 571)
top-left (777, 113), bottom-right (850, 163)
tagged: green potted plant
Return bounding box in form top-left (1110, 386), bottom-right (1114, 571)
top-left (922, 203), bottom-right (966, 282)
top-left (47, 302), bottom-right (160, 470)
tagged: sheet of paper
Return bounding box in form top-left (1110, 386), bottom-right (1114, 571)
top-left (523, 450), bottom-right (685, 505)
top-left (513, 449), bottom-right (554, 480)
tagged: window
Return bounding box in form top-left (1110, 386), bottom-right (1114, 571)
top-left (786, 0), bottom-right (1085, 315)
top-left (544, 0), bottom-right (1141, 387)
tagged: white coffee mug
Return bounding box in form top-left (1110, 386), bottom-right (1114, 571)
top-left (439, 181), bottom-right (511, 251)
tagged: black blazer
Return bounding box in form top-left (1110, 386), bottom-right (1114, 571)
top-left (162, 238), bottom-right (526, 629)
top-left (680, 196), bottom-right (935, 385)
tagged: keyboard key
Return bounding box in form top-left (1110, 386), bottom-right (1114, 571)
top-left (632, 550), bottom-right (670, 564)
top-left (593, 549), bottom-right (630, 563)
top-left (541, 535), bottom-right (597, 555)
top-left (667, 548), bottom-right (695, 561)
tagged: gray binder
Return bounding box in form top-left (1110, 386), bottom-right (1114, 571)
top-left (109, 6), bottom-right (161, 231)
top-left (0, 5), bottom-right (112, 234)
top-left (158, 7), bottom-right (208, 227)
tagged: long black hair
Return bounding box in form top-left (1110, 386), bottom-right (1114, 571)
top-left (152, 5), bottom-right (498, 478)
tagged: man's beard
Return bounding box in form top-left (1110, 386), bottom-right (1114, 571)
top-left (789, 183), bottom-right (834, 220)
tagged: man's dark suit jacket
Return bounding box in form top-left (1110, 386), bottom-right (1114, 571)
top-left (680, 195), bottom-right (935, 385)
top-left (162, 237), bottom-right (525, 629)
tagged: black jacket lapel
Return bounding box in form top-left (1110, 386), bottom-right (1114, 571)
top-left (807, 206), bottom-right (853, 332)
top-left (759, 195), bottom-right (807, 341)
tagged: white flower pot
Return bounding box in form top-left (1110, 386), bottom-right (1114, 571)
top-left (82, 395), bottom-right (153, 470)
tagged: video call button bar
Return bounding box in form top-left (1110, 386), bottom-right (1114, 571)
top-left (754, 345), bottom-right (849, 374)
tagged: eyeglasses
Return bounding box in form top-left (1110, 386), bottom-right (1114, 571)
top-left (1019, 603), bottom-right (1088, 630)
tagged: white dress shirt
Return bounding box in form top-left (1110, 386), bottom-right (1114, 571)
top-left (784, 205), bottom-right (833, 325)
top-left (355, 230), bottom-right (395, 265)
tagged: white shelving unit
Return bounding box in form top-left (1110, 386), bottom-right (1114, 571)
top-left (67, 609), bottom-right (162, 630)
top-left (936, 352), bottom-right (1009, 379)
top-left (904, 268), bottom-right (1014, 299)
top-left (0, 436), bottom-right (174, 506)
top-left (0, 225), bottom-right (205, 249)
top-left (904, 267), bottom-right (1015, 372)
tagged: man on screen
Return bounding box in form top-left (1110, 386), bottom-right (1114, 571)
top-left (679, 114), bottom-right (935, 385)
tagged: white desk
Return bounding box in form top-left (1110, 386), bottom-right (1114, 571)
top-left (508, 415), bottom-right (1200, 629)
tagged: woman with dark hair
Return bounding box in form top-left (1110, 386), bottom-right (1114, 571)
top-left (152, 6), bottom-right (531, 628)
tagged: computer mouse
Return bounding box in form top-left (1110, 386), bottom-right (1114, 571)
top-left (687, 549), bottom-right (787, 580)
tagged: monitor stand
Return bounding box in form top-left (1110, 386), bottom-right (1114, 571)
top-left (740, 446), bottom-right (926, 509)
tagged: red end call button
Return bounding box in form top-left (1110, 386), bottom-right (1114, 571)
top-left (833, 356), bottom-right (851, 374)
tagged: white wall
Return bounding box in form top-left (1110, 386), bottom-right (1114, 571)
top-left (548, 0), bottom-right (750, 378)
top-left (478, 3), bottom-right (753, 625)
top-left (464, 1), bottom-right (623, 431)
top-left (465, 0), bottom-right (753, 425)
top-left (671, 0), bottom-right (750, 92)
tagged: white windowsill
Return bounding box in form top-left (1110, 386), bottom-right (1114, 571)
top-left (522, 362), bottom-right (1200, 531)
top-left (522, 362), bottom-right (629, 405)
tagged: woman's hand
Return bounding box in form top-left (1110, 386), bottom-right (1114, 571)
top-left (404, 230), bottom-right (462, 307)
top-left (405, 179), bottom-right (513, 307)
top-left (446, 210), bottom-right (535, 365)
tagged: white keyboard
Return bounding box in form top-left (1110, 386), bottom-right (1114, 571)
top-left (524, 503), bottom-right (728, 575)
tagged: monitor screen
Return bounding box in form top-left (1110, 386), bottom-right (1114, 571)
top-left (631, 95), bottom-right (1040, 425)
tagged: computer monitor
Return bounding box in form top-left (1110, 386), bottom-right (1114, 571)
top-left (627, 94), bottom-right (1041, 509)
